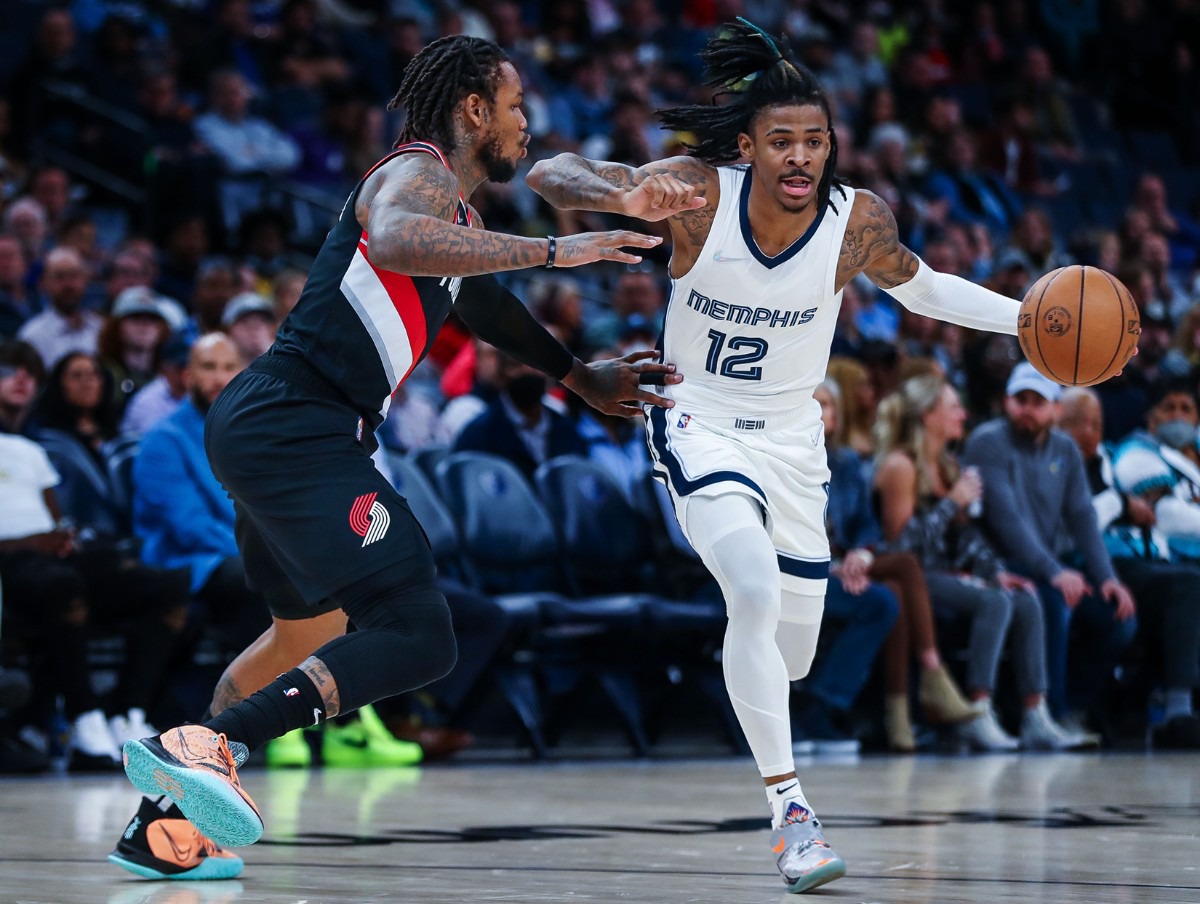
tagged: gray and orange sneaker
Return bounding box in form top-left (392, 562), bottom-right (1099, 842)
top-left (108, 796), bottom-right (244, 880)
top-left (123, 726), bottom-right (263, 848)
top-left (770, 800), bottom-right (847, 894)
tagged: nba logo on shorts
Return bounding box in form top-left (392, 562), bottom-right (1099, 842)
top-left (349, 492), bottom-right (391, 547)
top-left (677, 413), bottom-right (691, 429)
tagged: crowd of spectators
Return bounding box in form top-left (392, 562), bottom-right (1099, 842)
top-left (2, 0), bottom-right (1200, 771)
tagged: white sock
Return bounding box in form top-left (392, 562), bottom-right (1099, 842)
top-left (766, 778), bottom-right (811, 828)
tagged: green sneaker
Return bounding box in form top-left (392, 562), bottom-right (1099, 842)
top-left (265, 728), bottom-right (312, 769)
top-left (322, 707), bottom-right (423, 767)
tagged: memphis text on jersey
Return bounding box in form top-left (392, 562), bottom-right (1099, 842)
top-left (685, 289), bottom-right (817, 329)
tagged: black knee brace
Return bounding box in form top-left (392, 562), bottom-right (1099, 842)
top-left (311, 572), bottom-right (456, 714)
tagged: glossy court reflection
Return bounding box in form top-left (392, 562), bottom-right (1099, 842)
top-left (0, 753), bottom-right (1195, 904)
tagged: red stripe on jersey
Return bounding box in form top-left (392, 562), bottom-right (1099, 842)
top-left (358, 232), bottom-right (426, 384)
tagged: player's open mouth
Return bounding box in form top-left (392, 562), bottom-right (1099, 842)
top-left (781, 177), bottom-right (812, 197)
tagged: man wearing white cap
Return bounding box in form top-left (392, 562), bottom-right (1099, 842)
top-left (962, 361), bottom-right (1137, 737)
top-left (220, 292), bottom-right (277, 364)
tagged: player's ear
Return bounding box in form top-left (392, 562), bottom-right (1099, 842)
top-left (737, 132), bottom-right (754, 161)
top-left (461, 92), bottom-right (487, 130)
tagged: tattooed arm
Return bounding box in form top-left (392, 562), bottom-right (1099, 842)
top-left (838, 190), bottom-right (1020, 335)
top-left (527, 154), bottom-right (718, 273)
top-left (357, 154), bottom-right (661, 276)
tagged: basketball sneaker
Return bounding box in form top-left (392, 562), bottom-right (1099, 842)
top-left (770, 800), bottom-right (847, 894)
top-left (122, 726), bottom-right (263, 848)
top-left (108, 797), bottom-right (243, 880)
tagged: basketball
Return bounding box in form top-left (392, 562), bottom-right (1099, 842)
top-left (1016, 265), bottom-right (1140, 387)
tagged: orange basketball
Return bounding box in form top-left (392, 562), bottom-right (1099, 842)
top-left (1016, 265), bottom-right (1140, 387)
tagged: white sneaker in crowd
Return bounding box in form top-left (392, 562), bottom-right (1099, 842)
top-left (958, 700), bottom-right (1020, 752)
top-left (71, 708), bottom-right (122, 771)
top-left (110, 708), bottom-right (159, 747)
top-left (1020, 700), bottom-right (1100, 750)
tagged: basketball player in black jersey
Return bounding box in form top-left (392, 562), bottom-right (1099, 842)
top-left (107, 35), bottom-right (683, 879)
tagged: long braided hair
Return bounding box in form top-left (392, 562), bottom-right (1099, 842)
top-left (658, 18), bottom-right (843, 210)
top-left (388, 35), bottom-right (510, 150)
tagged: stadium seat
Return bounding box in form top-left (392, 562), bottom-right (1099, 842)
top-left (383, 450), bottom-right (547, 754)
top-left (409, 445), bottom-right (450, 486)
top-left (535, 457), bottom-right (743, 752)
top-left (35, 428), bottom-right (126, 539)
top-left (435, 452), bottom-right (652, 754)
top-left (101, 435), bottom-right (141, 530)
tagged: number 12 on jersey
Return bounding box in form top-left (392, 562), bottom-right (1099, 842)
top-left (705, 329), bottom-right (768, 381)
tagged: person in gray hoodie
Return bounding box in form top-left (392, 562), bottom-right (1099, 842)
top-left (962, 362), bottom-right (1137, 735)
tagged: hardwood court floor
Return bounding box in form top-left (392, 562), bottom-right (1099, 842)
top-left (1, 753), bottom-right (1198, 904)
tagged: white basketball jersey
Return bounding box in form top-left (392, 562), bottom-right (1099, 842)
top-left (659, 165), bottom-right (855, 421)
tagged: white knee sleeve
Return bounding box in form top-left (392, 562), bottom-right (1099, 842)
top-left (775, 592), bottom-right (825, 681)
top-left (684, 493), bottom-right (794, 777)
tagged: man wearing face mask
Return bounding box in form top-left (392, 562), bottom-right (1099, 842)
top-left (1061, 387), bottom-right (1200, 749)
top-left (453, 352), bottom-right (588, 479)
top-left (1113, 379), bottom-right (1200, 564)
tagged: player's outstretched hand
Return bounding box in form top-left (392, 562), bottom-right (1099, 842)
top-left (620, 174), bottom-right (707, 222)
top-left (555, 231), bottom-right (663, 267)
top-left (563, 350), bottom-right (683, 417)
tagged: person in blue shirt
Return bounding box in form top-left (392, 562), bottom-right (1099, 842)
top-left (133, 332), bottom-right (272, 651)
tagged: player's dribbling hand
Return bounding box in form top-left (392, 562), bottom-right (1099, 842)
top-left (555, 231), bottom-right (664, 267)
top-left (620, 174), bottom-right (707, 222)
top-left (563, 350), bottom-right (683, 417)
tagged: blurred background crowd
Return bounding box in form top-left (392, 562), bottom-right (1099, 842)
top-left (2, 0), bottom-right (1200, 774)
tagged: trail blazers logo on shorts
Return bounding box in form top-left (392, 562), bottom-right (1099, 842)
top-left (349, 492), bottom-right (390, 547)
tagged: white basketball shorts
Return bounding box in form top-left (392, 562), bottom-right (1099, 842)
top-left (645, 405), bottom-right (831, 595)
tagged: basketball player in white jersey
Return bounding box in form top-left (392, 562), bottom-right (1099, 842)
top-left (529, 19), bottom-right (1023, 893)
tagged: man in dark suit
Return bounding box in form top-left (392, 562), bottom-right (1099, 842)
top-left (453, 352), bottom-right (587, 478)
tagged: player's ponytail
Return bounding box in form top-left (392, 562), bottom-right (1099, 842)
top-left (657, 19), bottom-right (843, 208)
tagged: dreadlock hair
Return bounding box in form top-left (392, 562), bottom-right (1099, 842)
top-left (658, 18), bottom-right (844, 211)
top-left (387, 35), bottom-right (510, 150)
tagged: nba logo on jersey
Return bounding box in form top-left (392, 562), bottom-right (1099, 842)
top-left (677, 413), bottom-right (692, 429)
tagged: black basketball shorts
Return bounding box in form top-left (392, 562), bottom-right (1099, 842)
top-left (204, 354), bottom-right (436, 619)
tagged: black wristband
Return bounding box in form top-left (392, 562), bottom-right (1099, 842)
top-left (545, 236), bottom-right (556, 269)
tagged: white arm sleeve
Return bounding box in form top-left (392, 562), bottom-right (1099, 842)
top-left (882, 259), bottom-right (1020, 336)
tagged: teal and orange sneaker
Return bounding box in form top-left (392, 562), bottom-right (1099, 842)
top-left (123, 726), bottom-right (263, 848)
top-left (770, 800), bottom-right (847, 894)
top-left (108, 797), bottom-right (244, 880)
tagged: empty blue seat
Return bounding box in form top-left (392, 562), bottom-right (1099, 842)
top-left (436, 452), bottom-right (653, 753)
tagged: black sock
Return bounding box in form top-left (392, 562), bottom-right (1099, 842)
top-left (204, 668), bottom-right (326, 752)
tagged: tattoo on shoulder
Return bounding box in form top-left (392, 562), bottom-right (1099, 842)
top-left (645, 157), bottom-right (716, 244)
top-left (838, 191), bottom-right (918, 289)
top-left (357, 157), bottom-right (457, 226)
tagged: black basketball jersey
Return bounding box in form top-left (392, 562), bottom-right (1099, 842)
top-left (271, 141), bottom-right (471, 430)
